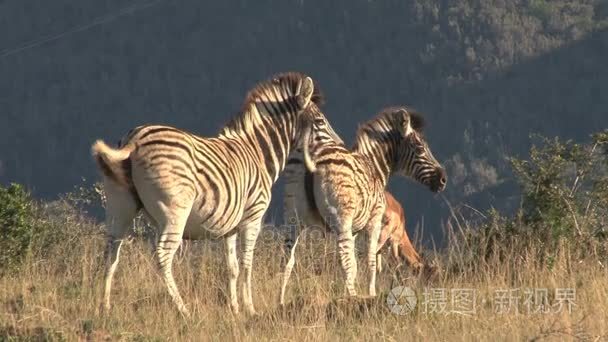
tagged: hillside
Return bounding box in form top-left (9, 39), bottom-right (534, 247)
top-left (1, 0), bottom-right (608, 242)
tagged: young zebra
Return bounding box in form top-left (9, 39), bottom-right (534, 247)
top-left (280, 106), bottom-right (446, 302)
top-left (91, 72), bottom-right (338, 317)
top-left (280, 185), bottom-right (432, 303)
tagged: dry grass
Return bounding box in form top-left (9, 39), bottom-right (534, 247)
top-left (1, 217), bottom-right (607, 342)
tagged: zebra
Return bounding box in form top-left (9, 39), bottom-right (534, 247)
top-left (281, 161), bottom-right (430, 274)
top-left (280, 186), bottom-right (433, 302)
top-left (280, 106), bottom-right (446, 303)
top-left (91, 72), bottom-right (339, 317)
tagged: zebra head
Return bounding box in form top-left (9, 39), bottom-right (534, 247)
top-left (264, 72), bottom-right (332, 173)
top-left (222, 72), bottom-right (332, 175)
top-left (392, 107), bottom-right (447, 193)
top-left (355, 107), bottom-right (446, 192)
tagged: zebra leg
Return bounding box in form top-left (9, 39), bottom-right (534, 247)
top-left (101, 180), bottom-right (138, 313)
top-left (102, 238), bottom-right (124, 312)
top-left (279, 232), bottom-right (301, 305)
top-left (281, 163), bottom-right (306, 271)
top-left (376, 252), bottom-right (383, 274)
top-left (154, 213), bottom-right (190, 317)
top-left (280, 205), bottom-right (307, 305)
top-left (281, 214), bottom-right (300, 269)
top-left (366, 218), bottom-right (382, 297)
top-left (240, 220), bottom-right (262, 315)
top-left (224, 232), bottom-right (240, 314)
top-left (333, 218), bottom-right (357, 296)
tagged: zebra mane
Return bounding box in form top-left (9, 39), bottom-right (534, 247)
top-left (220, 72), bottom-right (324, 137)
top-left (355, 106), bottom-right (425, 142)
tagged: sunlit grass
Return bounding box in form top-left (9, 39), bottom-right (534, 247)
top-left (1, 216), bottom-right (606, 341)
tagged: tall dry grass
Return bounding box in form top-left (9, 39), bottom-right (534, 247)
top-left (1, 198), bottom-right (607, 342)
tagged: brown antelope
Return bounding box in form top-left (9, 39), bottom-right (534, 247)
top-left (376, 191), bottom-right (426, 274)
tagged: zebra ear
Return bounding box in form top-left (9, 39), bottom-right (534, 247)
top-left (297, 76), bottom-right (314, 109)
top-left (396, 109), bottom-right (413, 137)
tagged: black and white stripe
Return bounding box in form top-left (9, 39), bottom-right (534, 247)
top-left (280, 106), bottom-right (446, 303)
top-left (92, 72), bottom-right (334, 316)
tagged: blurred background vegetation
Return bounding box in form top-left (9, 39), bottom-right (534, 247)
top-left (1, 0), bottom-right (608, 244)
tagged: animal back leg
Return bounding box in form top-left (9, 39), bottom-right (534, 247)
top-left (332, 217), bottom-right (357, 296)
top-left (240, 219), bottom-right (263, 315)
top-left (154, 205), bottom-right (192, 317)
top-left (100, 180), bottom-right (139, 312)
top-left (280, 232), bottom-right (301, 305)
top-left (224, 232), bottom-right (240, 314)
top-left (366, 219), bottom-right (382, 296)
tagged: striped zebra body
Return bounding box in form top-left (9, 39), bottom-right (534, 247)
top-left (92, 72), bottom-right (333, 316)
top-left (111, 125), bottom-right (271, 238)
top-left (281, 175), bottom-right (430, 303)
top-left (280, 106), bottom-right (446, 303)
top-left (283, 182), bottom-right (425, 271)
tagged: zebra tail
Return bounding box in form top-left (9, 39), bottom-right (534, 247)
top-left (91, 140), bottom-right (134, 189)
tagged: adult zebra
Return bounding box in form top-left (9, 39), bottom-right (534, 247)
top-left (280, 106), bottom-right (446, 303)
top-left (92, 72), bottom-right (338, 317)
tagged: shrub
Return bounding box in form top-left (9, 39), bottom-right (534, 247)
top-left (29, 182), bottom-right (107, 269)
top-left (0, 183), bottom-right (36, 274)
top-left (511, 131), bottom-right (608, 242)
top-left (0, 181), bottom-right (108, 276)
top-left (444, 130), bottom-right (608, 274)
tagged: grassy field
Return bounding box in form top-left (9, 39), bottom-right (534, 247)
top-left (1, 206), bottom-right (607, 342)
top-left (3, 124), bottom-right (607, 342)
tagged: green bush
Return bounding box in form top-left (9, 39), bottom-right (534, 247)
top-left (0, 183), bottom-right (36, 274)
top-left (511, 131), bottom-right (608, 242)
top-left (29, 182), bottom-right (107, 269)
top-left (445, 130), bottom-right (608, 274)
top-left (0, 181), bottom-right (107, 276)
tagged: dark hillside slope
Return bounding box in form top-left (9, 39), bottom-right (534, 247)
top-left (1, 0), bottom-right (607, 242)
